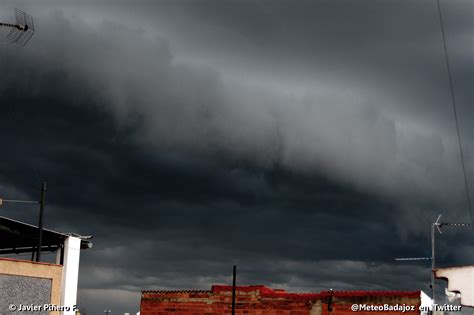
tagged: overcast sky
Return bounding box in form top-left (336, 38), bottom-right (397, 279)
top-left (0, 0), bottom-right (473, 313)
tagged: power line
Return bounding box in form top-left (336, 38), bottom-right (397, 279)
top-left (436, 0), bottom-right (473, 225)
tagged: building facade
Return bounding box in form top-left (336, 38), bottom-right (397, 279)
top-left (0, 216), bottom-right (92, 315)
top-left (141, 285), bottom-right (422, 315)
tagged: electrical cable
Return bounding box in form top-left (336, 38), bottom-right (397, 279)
top-left (436, 0), bottom-right (473, 225)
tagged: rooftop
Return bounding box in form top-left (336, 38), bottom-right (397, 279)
top-left (0, 215), bottom-right (92, 255)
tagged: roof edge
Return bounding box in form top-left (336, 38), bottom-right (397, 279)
top-left (142, 285), bottom-right (421, 298)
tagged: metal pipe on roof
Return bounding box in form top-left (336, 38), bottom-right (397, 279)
top-left (232, 265), bottom-right (236, 315)
top-left (36, 181), bottom-right (47, 262)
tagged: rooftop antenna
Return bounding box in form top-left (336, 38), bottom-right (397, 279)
top-left (0, 8), bottom-right (35, 46)
top-left (430, 214), bottom-right (470, 304)
top-left (395, 214), bottom-right (470, 305)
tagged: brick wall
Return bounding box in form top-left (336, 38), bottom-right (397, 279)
top-left (140, 285), bottom-right (421, 315)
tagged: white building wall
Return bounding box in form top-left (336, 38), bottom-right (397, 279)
top-left (59, 236), bottom-right (81, 315)
top-left (435, 266), bottom-right (474, 307)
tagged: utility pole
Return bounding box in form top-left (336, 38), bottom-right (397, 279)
top-left (430, 215), bottom-right (442, 304)
top-left (36, 182), bottom-right (47, 262)
top-left (232, 265), bottom-right (236, 315)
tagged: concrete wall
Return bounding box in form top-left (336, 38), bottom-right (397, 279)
top-left (0, 258), bottom-right (62, 315)
top-left (0, 274), bottom-right (51, 315)
top-left (140, 285), bottom-right (421, 315)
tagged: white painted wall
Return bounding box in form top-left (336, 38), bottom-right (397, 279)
top-left (420, 291), bottom-right (432, 315)
top-left (59, 236), bottom-right (81, 315)
top-left (435, 266), bottom-right (474, 307)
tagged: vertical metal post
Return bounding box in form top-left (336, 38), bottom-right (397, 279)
top-left (36, 181), bottom-right (46, 262)
top-left (431, 222), bottom-right (435, 305)
top-left (30, 246), bottom-right (35, 262)
top-left (232, 265), bottom-right (236, 315)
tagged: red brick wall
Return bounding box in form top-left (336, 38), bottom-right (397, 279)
top-left (140, 285), bottom-right (421, 315)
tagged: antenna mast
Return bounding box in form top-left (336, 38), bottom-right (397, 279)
top-left (396, 214), bottom-right (470, 305)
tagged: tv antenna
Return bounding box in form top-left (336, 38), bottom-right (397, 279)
top-left (395, 214), bottom-right (470, 305)
top-left (0, 8), bottom-right (35, 46)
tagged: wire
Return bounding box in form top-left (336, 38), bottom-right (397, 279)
top-left (1, 199), bottom-right (38, 204)
top-left (436, 0), bottom-right (473, 226)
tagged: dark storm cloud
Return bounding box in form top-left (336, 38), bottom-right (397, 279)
top-left (0, 0), bottom-right (473, 314)
top-left (10, 8), bottom-right (466, 211)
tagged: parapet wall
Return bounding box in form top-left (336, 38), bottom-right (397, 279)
top-left (141, 285), bottom-right (421, 315)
